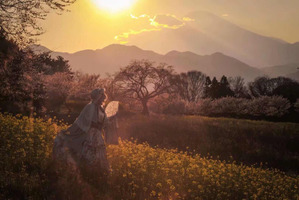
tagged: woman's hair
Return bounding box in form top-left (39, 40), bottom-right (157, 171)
top-left (91, 88), bottom-right (106, 102)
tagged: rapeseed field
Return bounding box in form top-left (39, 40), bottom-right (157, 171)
top-left (1, 113), bottom-right (298, 199)
top-left (107, 140), bottom-right (299, 200)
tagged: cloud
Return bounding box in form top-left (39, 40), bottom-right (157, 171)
top-left (183, 17), bottom-right (195, 22)
top-left (154, 14), bottom-right (185, 28)
top-left (222, 14), bottom-right (229, 17)
top-left (114, 14), bottom-right (195, 43)
top-left (114, 28), bottom-right (161, 41)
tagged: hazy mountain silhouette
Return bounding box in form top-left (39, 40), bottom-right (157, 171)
top-left (286, 71), bottom-right (299, 81)
top-left (261, 63), bottom-right (299, 81)
top-left (28, 45), bottom-right (52, 53)
top-left (125, 10), bottom-right (299, 67)
top-left (37, 44), bottom-right (263, 80)
top-left (261, 63), bottom-right (299, 78)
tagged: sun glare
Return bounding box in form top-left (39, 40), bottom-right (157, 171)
top-left (92, 0), bottom-right (136, 13)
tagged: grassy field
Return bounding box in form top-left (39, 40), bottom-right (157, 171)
top-left (107, 140), bottom-right (299, 200)
top-left (118, 115), bottom-right (299, 173)
top-left (1, 113), bottom-right (299, 199)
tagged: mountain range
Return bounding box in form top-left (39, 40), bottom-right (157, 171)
top-left (125, 10), bottom-right (299, 68)
top-left (32, 43), bottom-right (299, 81)
top-left (32, 44), bottom-right (262, 81)
top-left (32, 10), bottom-right (299, 81)
top-left (261, 63), bottom-right (299, 81)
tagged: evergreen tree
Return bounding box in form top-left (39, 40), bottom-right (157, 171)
top-left (203, 76), bottom-right (212, 98)
top-left (204, 76), bottom-right (234, 99)
top-left (219, 75), bottom-right (234, 97)
top-left (209, 77), bottom-right (220, 99)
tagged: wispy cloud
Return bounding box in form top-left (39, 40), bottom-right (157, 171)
top-left (114, 14), bottom-right (195, 43)
top-left (114, 27), bottom-right (161, 41)
top-left (183, 17), bottom-right (195, 22)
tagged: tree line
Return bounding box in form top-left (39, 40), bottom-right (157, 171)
top-left (1, 0), bottom-right (298, 121)
top-left (1, 38), bottom-right (299, 120)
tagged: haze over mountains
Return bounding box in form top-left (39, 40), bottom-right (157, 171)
top-left (125, 10), bottom-right (299, 68)
top-left (36, 44), bottom-right (260, 81)
top-left (33, 10), bottom-right (299, 81)
top-left (33, 43), bottom-right (299, 81)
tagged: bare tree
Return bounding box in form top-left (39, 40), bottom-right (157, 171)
top-left (98, 75), bottom-right (123, 102)
top-left (248, 76), bottom-right (273, 97)
top-left (0, 0), bottom-right (75, 46)
top-left (43, 72), bottom-right (73, 113)
top-left (70, 72), bottom-right (102, 101)
top-left (171, 71), bottom-right (206, 102)
top-left (114, 60), bottom-right (174, 115)
top-left (228, 76), bottom-right (249, 98)
top-left (248, 76), bottom-right (298, 101)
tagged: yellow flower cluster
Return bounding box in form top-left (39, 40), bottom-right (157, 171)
top-left (1, 113), bottom-right (298, 200)
top-left (107, 140), bottom-right (299, 200)
top-left (0, 113), bottom-right (67, 199)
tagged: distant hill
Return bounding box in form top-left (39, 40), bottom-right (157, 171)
top-left (33, 44), bottom-right (262, 81)
top-left (124, 10), bottom-right (299, 67)
top-left (28, 45), bottom-right (52, 53)
top-left (261, 63), bottom-right (299, 78)
top-left (286, 71), bottom-right (299, 82)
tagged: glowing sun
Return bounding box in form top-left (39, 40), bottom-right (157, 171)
top-left (93, 0), bottom-right (136, 13)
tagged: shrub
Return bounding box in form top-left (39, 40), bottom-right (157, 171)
top-left (173, 96), bottom-right (291, 119)
top-left (209, 97), bottom-right (247, 116)
top-left (185, 98), bottom-right (213, 115)
top-left (162, 100), bottom-right (186, 115)
top-left (248, 96), bottom-right (291, 117)
top-left (295, 99), bottom-right (299, 113)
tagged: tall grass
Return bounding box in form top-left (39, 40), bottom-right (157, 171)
top-left (118, 115), bottom-right (299, 173)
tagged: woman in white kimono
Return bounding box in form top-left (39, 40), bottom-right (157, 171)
top-left (53, 88), bottom-right (110, 174)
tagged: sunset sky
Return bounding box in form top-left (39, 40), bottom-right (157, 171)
top-left (38, 0), bottom-right (299, 53)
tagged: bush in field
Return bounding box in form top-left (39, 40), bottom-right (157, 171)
top-left (108, 140), bottom-right (299, 200)
top-left (163, 96), bottom-right (291, 118)
top-left (188, 98), bottom-right (213, 115)
top-left (0, 113), bottom-right (66, 199)
top-left (149, 94), bottom-right (181, 115)
top-left (248, 96), bottom-right (291, 117)
top-left (162, 99), bottom-right (186, 115)
top-left (295, 99), bottom-right (299, 113)
top-left (207, 97), bottom-right (248, 116)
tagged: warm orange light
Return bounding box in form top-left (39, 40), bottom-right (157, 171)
top-left (92, 0), bottom-right (136, 13)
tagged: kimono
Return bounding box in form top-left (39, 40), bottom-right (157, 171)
top-left (53, 102), bottom-right (110, 172)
